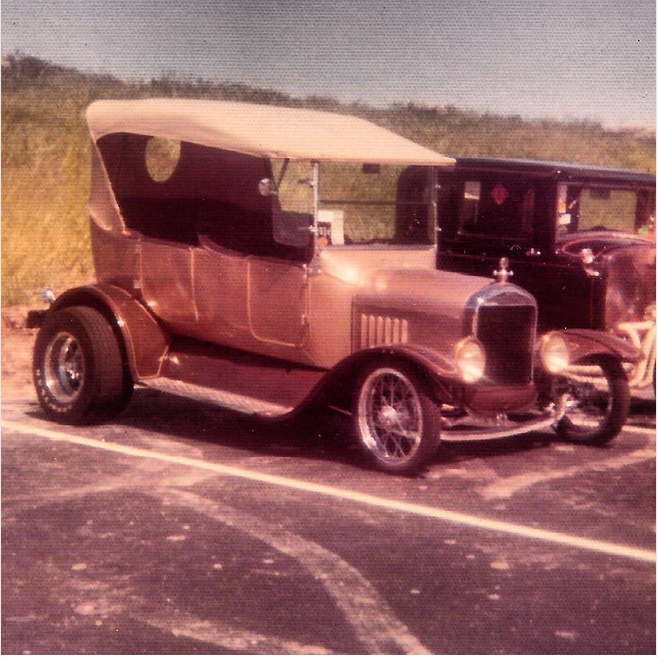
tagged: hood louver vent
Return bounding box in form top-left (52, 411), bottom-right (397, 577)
top-left (360, 314), bottom-right (409, 348)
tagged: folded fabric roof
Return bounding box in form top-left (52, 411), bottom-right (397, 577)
top-left (86, 98), bottom-right (455, 167)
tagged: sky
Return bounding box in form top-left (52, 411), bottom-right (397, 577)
top-left (2, 0), bottom-right (655, 127)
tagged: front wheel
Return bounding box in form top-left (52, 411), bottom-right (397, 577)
top-left (33, 306), bottom-right (132, 424)
top-left (354, 363), bottom-right (441, 475)
top-left (555, 355), bottom-right (630, 445)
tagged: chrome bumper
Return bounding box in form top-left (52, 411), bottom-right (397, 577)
top-left (440, 396), bottom-right (567, 443)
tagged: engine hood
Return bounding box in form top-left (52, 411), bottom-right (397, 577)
top-left (314, 246), bottom-right (536, 358)
top-left (354, 266), bottom-right (535, 354)
top-left (358, 267), bottom-right (491, 317)
top-left (318, 246), bottom-right (494, 311)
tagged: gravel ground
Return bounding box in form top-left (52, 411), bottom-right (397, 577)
top-left (1, 307), bottom-right (37, 401)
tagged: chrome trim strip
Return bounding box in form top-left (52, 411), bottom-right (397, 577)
top-left (441, 417), bottom-right (554, 442)
top-left (145, 377), bottom-right (293, 418)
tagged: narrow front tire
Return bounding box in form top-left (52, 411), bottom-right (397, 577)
top-left (354, 362), bottom-right (441, 475)
top-left (555, 355), bottom-right (630, 445)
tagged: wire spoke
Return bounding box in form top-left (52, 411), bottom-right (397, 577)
top-left (359, 368), bottom-right (424, 464)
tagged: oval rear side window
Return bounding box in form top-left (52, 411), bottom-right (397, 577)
top-left (145, 137), bottom-right (181, 182)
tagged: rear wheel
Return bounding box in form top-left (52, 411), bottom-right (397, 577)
top-left (33, 307), bottom-right (132, 424)
top-left (354, 363), bottom-right (441, 475)
top-left (555, 355), bottom-right (630, 445)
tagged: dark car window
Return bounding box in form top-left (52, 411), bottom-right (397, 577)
top-left (459, 179), bottom-right (535, 239)
top-left (557, 183), bottom-right (655, 235)
top-left (96, 134), bottom-right (308, 260)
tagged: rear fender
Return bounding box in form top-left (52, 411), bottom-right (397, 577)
top-left (51, 284), bottom-right (169, 380)
top-left (547, 328), bottom-right (642, 364)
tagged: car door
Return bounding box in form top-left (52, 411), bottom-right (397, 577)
top-left (247, 256), bottom-right (308, 348)
top-left (190, 196), bottom-right (310, 351)
top-left (140, 237), bottom-right (198, 331)
top-left (191, 234), bottom-right (249, 346)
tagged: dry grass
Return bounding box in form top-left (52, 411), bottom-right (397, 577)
top-left (2, 58), bottom-right (655, 306)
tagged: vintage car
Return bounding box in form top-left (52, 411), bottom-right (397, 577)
top-left (398, 158), bottom-right (656, 394)
top-left (30, 101), bottom-right (640, 475)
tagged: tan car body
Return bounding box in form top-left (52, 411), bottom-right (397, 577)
top-left (33, 100), bottom-right (640, 472)
top-left (90, 214), bottom-right (489, 369)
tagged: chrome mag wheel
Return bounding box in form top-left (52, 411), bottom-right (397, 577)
top-left (33, 306), bottom-right (132, 424)
top-left (43, 331), bottom-right (86, 403)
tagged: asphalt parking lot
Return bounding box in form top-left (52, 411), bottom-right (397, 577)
top-left (2, 390), bottom-right (655, 654)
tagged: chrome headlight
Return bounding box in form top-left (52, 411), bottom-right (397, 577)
top-left (455, 337), bottom-right (486, 383)
top-left (539, 333), bottom-right (570, 374)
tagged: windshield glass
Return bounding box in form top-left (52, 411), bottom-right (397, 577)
top-left (319, 163), bottom-right (435, 246)
top-left (271, 159), bottom-right (314, 215)
top-left (271, 161), bottom-right (437, 248)
top-left (557, 184), bottom-right (656, 237)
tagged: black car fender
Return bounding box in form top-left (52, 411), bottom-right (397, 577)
top-left (546, 328), bottom-right (642, 364)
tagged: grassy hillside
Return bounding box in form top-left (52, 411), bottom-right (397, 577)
top-left (2, 56), bottom-right (655, 306)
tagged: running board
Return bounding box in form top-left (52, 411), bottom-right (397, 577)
top-left (144, 378), bottom-right (294, 418)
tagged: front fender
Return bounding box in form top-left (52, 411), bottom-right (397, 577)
top-left (51, 284), bottom-right (170, 379)
top-left (546, 328), bottom-right (642, 364)
top-left (307, 344), bottom-right (468, 410)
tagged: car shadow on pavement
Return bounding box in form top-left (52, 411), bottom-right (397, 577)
top-left (630, 397), bottom-right (656, 426)
top-left (26, 387), bottom-right (567, 476)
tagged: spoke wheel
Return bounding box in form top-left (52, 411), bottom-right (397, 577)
top-left (555, 355), bottom-right (630, 445)
top-left (355, 364), bottom-right (441, 475)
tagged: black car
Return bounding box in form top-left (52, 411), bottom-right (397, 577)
top-left (397, 158), bottom-right (655, 394)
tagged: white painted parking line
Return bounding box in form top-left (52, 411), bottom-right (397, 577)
top-left (156, 488), bottom-right (431, 655)
top-left (580, 421), bottom-right (655, 436)
top-left (2, 419), bottom-right (656, 564)
top-left (480, 448), bottom-right (656, 500)
top-left (621, 424), bottom-right (656, 435)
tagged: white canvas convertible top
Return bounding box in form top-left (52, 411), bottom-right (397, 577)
top-left (86, 98), bottom-right (455, 166)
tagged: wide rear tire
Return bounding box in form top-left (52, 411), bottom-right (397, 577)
top-left (33, 307), bottom-right (132, 424)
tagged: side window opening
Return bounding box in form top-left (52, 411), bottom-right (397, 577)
top-left (96, 133), bottom-right (199, 245)
top-left (394, 166), bottom-right (439, 244)
top-left (459, 179), bottom-right (535, 239)
top-left (636, 190), bottom-right (656, 237)
top-left (557, 184), bottom-right (652, 235)
top-left (96, 134), bottom-right (310, 260)
top-left (557, 183), bottom-right (580, 236)
top-left (459, 181), bottom-right (482, 231)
